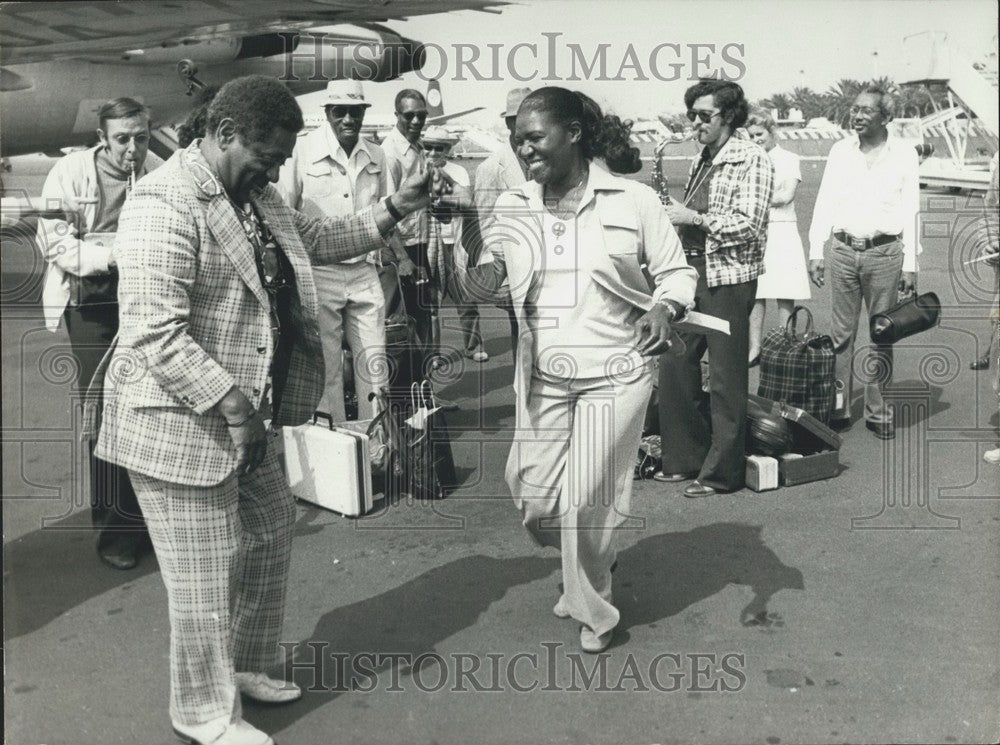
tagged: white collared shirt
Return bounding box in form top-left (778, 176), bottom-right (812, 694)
top-left (808, 133), bottom-right (921, 272)
top-left (382, 126), bottom-right (428, 246)
top-left (277, 125), bottom-right (388, 263)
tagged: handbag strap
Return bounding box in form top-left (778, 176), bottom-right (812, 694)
top-left (421, 379), bottom-right (436, 409)
top-left (411, 381), bottom-right (421, 412)
top-left (785, 305), bottom-right (813, 339)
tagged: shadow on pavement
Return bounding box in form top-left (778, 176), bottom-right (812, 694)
top-left (617, 522), bottom-right (805, 630)
top-left (257, 553), bottom-right (560, 729)
top-left (3, 509), bottom-right (158, 639)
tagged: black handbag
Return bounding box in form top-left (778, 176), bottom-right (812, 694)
top-left (390, 381), bottom-right (457, 500)
top-left (869, 292), bottom-right (941, 345)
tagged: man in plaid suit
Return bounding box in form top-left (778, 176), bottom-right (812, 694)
top-left (657, 79), bottom-right (773, 498)
top-left (95, 76), bottom-right (433, 745)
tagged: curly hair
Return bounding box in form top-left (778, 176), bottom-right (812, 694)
top-left (519, 87), bottom-right (641, 173)
top-left (683, 79), bottom-right (749, 130)
top-left (858, 86), bottom-right (896, 120)
top-left (176, 86), bottom-right (218, 148)
top-left (205, 75), bottom-right (303, 145)
top-left (746, 109), bottom-right (776, 133)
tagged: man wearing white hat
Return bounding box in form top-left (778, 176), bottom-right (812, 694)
top-left (278, 80), bottom-right (416, 421)
top-left (471, 87), bottom-right (532, 354)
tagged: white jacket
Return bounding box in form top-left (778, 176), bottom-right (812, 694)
top-left (36, 145), bottom-right (151, 331)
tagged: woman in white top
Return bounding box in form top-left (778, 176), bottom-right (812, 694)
top-left (459, 87), bottom-right (697, 653)
top-left (746, 111), bottom-right (811, 364)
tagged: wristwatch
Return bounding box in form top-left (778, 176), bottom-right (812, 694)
top-left (692, 212), bottom-right (704, 228)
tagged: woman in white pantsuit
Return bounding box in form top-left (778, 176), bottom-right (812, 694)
top-left (461, 87), bottom-right (697, 652)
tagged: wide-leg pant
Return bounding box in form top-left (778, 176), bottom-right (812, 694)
top-left (829, 239), bottom-right (904, 425)
top-left (313, 262), bottom-right (386, 421)
top-left (506, 369), bottom-right (652, 638)
top-left (658, 262), bottom-right (756, 492)
top-left (128, 444), bottom-right (295, 727)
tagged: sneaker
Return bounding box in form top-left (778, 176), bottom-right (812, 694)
top-left (466, 349), bottom-right (489, 363)
top-left (985, 447), bottom-right (1000, 464)
top-left (235, 671), bottom-right (302, 704)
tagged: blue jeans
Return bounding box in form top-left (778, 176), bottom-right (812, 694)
top-left (829, 238), bottom-right (904, 425)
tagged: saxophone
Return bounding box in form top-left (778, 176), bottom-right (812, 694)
top-left (651, 131), bottom-right (693, 205)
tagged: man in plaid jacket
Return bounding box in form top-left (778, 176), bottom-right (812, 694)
top-left (94, 76), bottom-right (433, 745)
top-left (657, 79), bottom-right (774, 498)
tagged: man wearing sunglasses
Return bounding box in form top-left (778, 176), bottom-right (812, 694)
top-left (657, 79), bottom-right (773, 499)
top-left (808, 88), bottom-right (921, 440)
top-left (278, 80), bottom-right (415, 423)
top-left (383, 89), bottom-right (435, 356)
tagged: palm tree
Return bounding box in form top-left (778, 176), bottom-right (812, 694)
top-left (790, 87), bottom-right (826, 120)
top-left (824, 79), bottom-right (865, 128)
top-left (758, 93), bottom-right (792, 119)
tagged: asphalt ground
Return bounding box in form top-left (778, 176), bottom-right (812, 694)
top-left (2, 152), bottom-right (999, 745)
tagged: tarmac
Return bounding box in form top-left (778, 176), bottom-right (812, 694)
top-left (2, 154), bottom-right (999, 745)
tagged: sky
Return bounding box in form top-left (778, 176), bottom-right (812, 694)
top-left (297, 0), bottom-right (998, 129)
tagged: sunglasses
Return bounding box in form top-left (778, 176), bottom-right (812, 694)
top-left (397, 111), bottom-right (428, 122)
top-left (423, 143), bottom-right (448, 153)
top-left (686, 109), bottom-right (722, 124)
top-left (327, 105), bottom-right (366, 119)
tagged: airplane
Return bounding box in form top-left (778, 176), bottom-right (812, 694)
top-left (299, 78), bottom-right (485, 143)
top-left (0, 0), bottom-right (505, 158)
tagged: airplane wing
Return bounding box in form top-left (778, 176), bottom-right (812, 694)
top-left (0, 0), bottom-right (506, 66)
top-left (429, 107), bottom-right (486, 125)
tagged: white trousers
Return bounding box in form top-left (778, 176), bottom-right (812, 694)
top-left (314, 262), bottom-right (386, 421)
top-left (506, 369), bottom-right (652, 637)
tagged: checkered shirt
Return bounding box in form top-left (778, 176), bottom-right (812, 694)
top-left (687, 131), bottom-right (773, 287)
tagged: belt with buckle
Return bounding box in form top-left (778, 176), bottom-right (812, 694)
top-left (835, 231), bottom-right (901, 251)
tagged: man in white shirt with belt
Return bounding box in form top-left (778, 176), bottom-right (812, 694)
top-left (808, 88), bottom-right (921, 439)
top-left (278, 80), bottom-right (415, 421)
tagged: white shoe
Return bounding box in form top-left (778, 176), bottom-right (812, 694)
top-left (985, 447), bottom-right (1000, 464)
top-left (236, 671), bottom-right (302, 704)
top-left (466, 349), bottom-right (489, 363)
top-left (579, 625), bottom-right (614, 654)
top-left (173, 718), bottom-right (273, 745)
top-left (552, 596), bottom-right (571, 619)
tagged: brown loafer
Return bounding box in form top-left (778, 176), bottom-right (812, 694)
top-left (683, 481), bottom-right (717, 499)
top-left (865, 420), bottom-right (895, 440)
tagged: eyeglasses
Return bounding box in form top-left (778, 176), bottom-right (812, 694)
top-left (397, 111), bottom-right (428, 122)
top-left (327, 105), bottom-right (366, 119)
top-left (423, 143), bottom-right (448, 153)
top-left (849, 106), bottom-right (879, 116)
top-left (686, 109), bottom-right (722, 124)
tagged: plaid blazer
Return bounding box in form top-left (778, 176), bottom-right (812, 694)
top-left (686, 131), bottom-right (773, 288)
top-left (95, 143), bottom-right (385, 486)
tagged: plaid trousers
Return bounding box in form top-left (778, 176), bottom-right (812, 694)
top-left (128, 443), bottom-right (295, 727)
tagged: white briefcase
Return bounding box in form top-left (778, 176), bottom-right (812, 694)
top-left (282, 414), bottom-right (373, 516)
